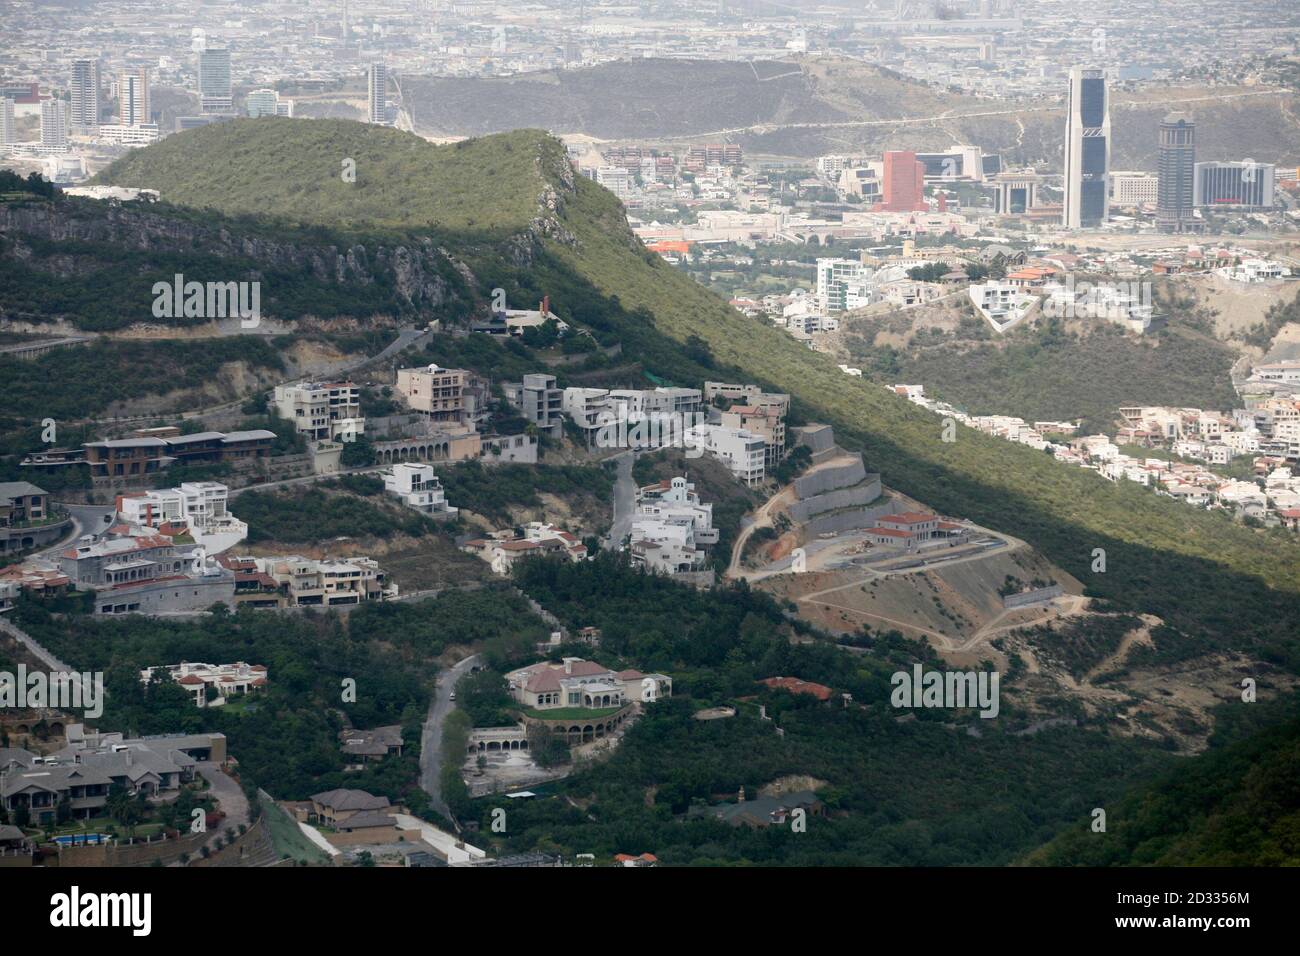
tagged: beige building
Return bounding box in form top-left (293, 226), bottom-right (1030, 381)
top-left (273, 381), bottom-right (364, 441)
top-left (395, 364), bottom-right (471, 423)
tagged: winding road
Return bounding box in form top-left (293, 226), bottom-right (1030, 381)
top-left (419, 653), bottom-right (481, 823)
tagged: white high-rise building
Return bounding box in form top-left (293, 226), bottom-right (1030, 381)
top-left (0, 98), bottom-right (15, 147)
top-left (70, 59), bottom-right (99, 130)
top-left (199, 47), bottom-right (234, 114)
top-left (40, 98), bottom-right (69, 151)
top-left (367, 63), bottom-right (387, 124)
top-left (1062, 66), bottom-right (1110, 229)
top-left (245, 89), bottom-right (281, 118)
top-left (119, 69), bottom-right (150, 126)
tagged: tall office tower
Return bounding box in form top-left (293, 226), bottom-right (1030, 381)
top-left (199, 47), bottom-right (234, 113)
top-left (41, 98), bottom-right (69, 150)
top-left (367, 63), bottom-right (388, 124)
top-left (119, 68), bottom-right (150, 126)
top-left (69, 59), bottom-right (100, 130)
top-left (0, 98), bottom-right (15, 146)
top-left (1156, 113), bottom-right (1197, 232)
top-left (875, 150), bottom-right (928, 212)
top-left (1062, 66), bottom-right (1110, 229)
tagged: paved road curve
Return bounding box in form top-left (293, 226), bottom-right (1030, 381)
top-left (419, 653), bottom-right (481, 823)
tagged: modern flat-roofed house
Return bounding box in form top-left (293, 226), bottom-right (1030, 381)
top-left (381, 463), bottom-right (458, 516)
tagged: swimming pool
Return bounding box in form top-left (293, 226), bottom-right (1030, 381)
top-left (52, 833), bottom-right (110, 846)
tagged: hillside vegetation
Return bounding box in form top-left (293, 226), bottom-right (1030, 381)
top-left (94, 120), bottom-right (1300, 659)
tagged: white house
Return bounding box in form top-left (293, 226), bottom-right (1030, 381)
top-left (381, 463), bottom-right (457, 517)
top-left (117, 481), bottom-right (247, 554)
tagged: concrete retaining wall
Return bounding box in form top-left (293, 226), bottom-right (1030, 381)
top-left (1002, 584), bottom-right (1064, 609)
top-left (794, 456), bottom-right (867, 499)
top-left (802, 500), bottom-right (899, 536)
top-left (793, 424), bottom-right (835, 455)
top-left (789, 477), bottom-right (882, 522)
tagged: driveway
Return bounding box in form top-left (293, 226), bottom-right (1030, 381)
top-left (601, 451), bottom-right (636, 551)
top-left (419, 654), bottom-right (481, 822)
top-left (197, 761), bottom-right (250, 845)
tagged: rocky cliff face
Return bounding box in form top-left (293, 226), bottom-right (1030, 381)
top-left (0, 199), bottom-right (477, 322)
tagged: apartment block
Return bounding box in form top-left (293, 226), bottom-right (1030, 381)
top-left (503, 373), bottom-right (564, 437)
top-left (395, 364), bottom-right (472, 423)
top-left (273, 381), bottom-right (364, 441)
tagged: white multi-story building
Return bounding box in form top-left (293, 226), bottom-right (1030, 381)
top-left (969, 281), bottom-right (1035, 333)
top-left (1, 98), bottom-right (15, 147)
top-left (381, 463), bottom-right (457, 517)
top-left (595, 166), bottom-right (632, 196)
top-left (687, 424), bottom-right (766, 486)
top-left (367, 62), bottom-right (387, 124)
top-left (1109, 170), bottom-right (1158, 206)
top-left (96, 124), bottom-right (160, 146)
top-left (273, 381), bottom-right (364, 442)
top-left (815, 258), bottom-right (874, 313)
top-left (40, 98), bottom-right (68, 151)
top-left (117, 481), bottom-right (248, 554)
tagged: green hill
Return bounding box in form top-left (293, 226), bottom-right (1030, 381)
top-left (96, 120), bottom-right (1300, 657)
top-left (1024, 697), bottom-right (1300, 865)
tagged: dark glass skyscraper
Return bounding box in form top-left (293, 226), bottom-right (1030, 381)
top-left (1063, 67), bottom-right (1110, 228)
top-left (1157, 113), bottom-right (1197, 233)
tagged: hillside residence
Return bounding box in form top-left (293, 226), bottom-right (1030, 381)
top-left (0, 482), bottom-right (49, 527)
top-left (116, 481), bottom-right (247, 554)
top-left (968, 281), bottom-right (1035, 333)
top-left (503, 373), bottom-right (565, 437)
top-left (866, 512), bottom-right (968, 553)
top-left (339, 725), bottom-right (404, 764)
top-left (273, 381), bottom-right (365, 442)
top-left (139, 661), bottom-right (267, 708)
top-left (381, 463), bottom-right (458, 517)
top-left (684, 423), bottom-right (766, 485)
top-left (0, 563), bottom-right (70, 599)
top-left (759, 676), bottom-right (834, 700)
top-left (394, 364), bottom-right (475, 423)
top-left (505, 658), bottom-right (672, 711)
top-left (460, 523), bottom-right (588, 575)
top-left (306, 788), bottom-right (392, 826)
top-left (58, 527), bottom-right (236, 615)
top-left (0, 731), bottom-right (225, 824)
top-left (629, 476), bottom-right (718, 573)
top-left (563, 386), bottom-right (706, 449)
top-left (1216, 258), bottom-right (1289, 283)
top-left (79, 428), bottom-right (275, 486)
top-left (217, 554), bottom-right (389, 607)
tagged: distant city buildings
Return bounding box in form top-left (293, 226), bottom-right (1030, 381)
top-left (246, 88), bottom-right (293, 117)
top-left (69, 59), bottom-right (98, 130)
top-left (118, 67), bottom-right (150, 126)
top-left (198, 46), bottom-right (233, 114)
top-left (39, 98), bottom-right (67, 151)
top-left (1062, 66), bottom-right (1110, 229)
top-left (367, 62), bottom-right (387, 124)
top-left (1156, 113), bottom-right (1199, 233)
top-left (1194, 160), bottom-right (1275, 209)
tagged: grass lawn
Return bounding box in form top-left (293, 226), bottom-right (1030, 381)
top-left (262, 797), bottom-right (331, 865)
top-left (521, 706), bottom-right (624, 722)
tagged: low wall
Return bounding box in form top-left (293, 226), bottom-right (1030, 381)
top-left (0, 518), bottom-right (72, 556)
top-left (1002, 585), bottom-right (1064, 609)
